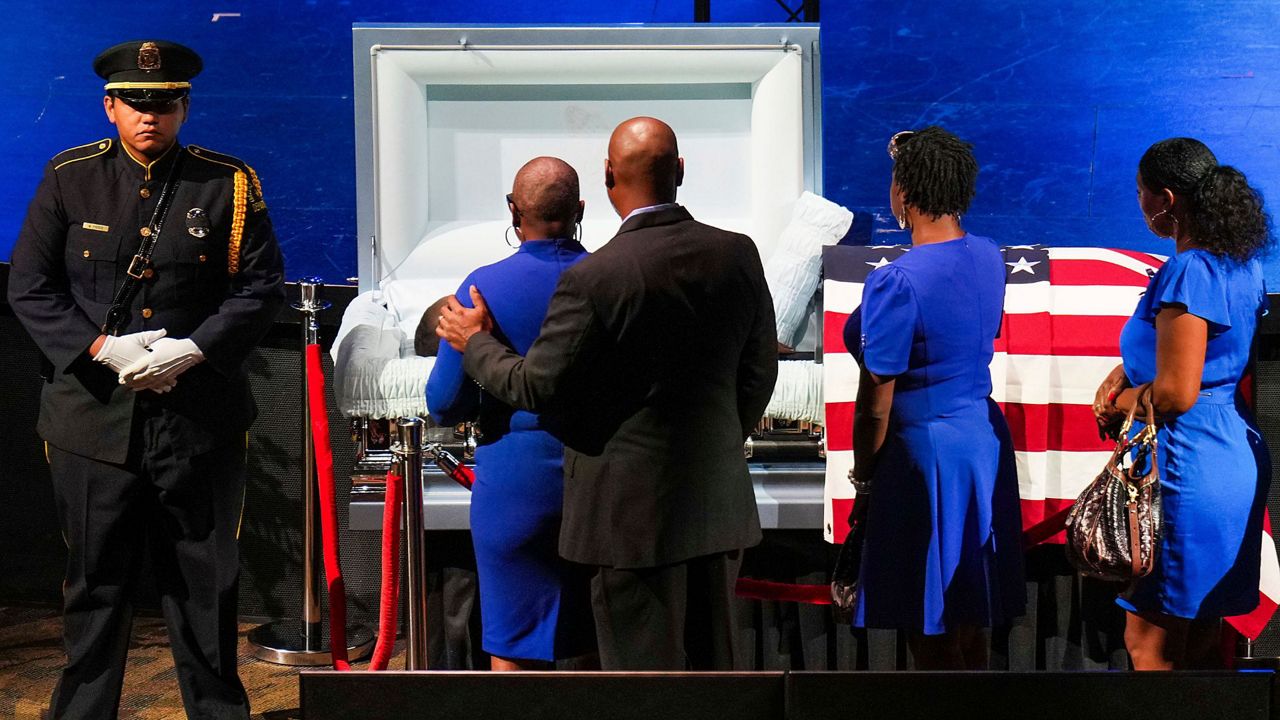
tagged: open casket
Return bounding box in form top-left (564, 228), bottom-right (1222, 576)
top-left (337, 25), bottom-right (846, 530)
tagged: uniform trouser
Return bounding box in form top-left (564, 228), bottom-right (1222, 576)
top-left (589, 549), bottom-right (742, 671)
top-left (46, 411), bottom-right (249, 720)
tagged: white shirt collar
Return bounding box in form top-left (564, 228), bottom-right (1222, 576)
top-left (622, 202), bottom-right (680, 223)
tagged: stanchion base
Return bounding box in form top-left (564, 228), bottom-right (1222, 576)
top-left (249, 619), bottom-right (375, 666)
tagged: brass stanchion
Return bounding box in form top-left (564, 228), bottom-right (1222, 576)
top-left (249, 277), bottom-right (373, 665)
top-left (393, 417), bottom-right (430, 669)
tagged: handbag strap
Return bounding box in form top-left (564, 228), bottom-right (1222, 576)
top-left (101, 150), bottom-right (186, 336)
top-left (1116, 383), bottom-right (1152, 437)
top-left (1128, 490), bottom-right (1144, 578)
top-left (1126, 384), bottom-right (1158, 578)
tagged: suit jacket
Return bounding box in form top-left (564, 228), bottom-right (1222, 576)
top-left (463, 206), bottom-right (778, 568)
top-left (7, 139), bottom-right (285, 463)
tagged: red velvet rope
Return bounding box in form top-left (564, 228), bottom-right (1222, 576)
top-left (305, 344), bottom-right (349, 671)
top-left (449, 463), bottom-right (475, 490)
top-left (368, 468), bottom-right (403, 670)
top-left (734, 577), bottom-right (832, 605)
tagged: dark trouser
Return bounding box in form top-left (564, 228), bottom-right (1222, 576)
top-left (47, 412), bottom-right (249, 720)
top-left (590, 549), bottom-right (742, 671)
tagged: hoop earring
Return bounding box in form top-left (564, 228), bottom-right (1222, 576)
top-left (1148, 209), bottom-right (1178, 239)
top-left (895, 211), bottom-right (911, 231)
top-left (504, 226), bottom-right (519, 248)
top-left (574, 222), bottom-right (583, 243)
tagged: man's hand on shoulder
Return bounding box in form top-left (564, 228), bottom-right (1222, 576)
top-left (436, 286), bottom-right (494, 352)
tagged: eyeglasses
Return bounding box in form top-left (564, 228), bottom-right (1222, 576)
top-left (887, 130), bottom-right (915, 160)
top-left (506, 193), bottom-right (520, 213)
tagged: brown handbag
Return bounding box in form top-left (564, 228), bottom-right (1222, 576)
top-left (1065, 384), bottom-right (1163, 582)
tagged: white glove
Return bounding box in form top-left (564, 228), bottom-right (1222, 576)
top-left (119, 337), bottom-right (205, 392)
top-left (92, 329), bottom-right (168, 373)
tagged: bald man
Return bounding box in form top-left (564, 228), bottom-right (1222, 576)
top-left (439, 118), bottom-right (778, 670)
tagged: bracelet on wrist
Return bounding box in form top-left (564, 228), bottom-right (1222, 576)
top-left (847, 468), bottom-right (873, 494)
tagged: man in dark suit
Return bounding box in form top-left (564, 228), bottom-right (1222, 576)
top-left (438, 116), bottom-right (777, 670)
top-left (8, 40), bottom-right (284, 718)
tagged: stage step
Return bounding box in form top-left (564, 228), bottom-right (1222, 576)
top-left (300, 669), bottom-right (1277, 720)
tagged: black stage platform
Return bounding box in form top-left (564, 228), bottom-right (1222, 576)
top-left (299, 670), bottom-right (1278, 720)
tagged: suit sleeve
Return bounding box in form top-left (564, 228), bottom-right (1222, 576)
top-left (189, 178), bottom-right (286, 376)
top-left (462, 268), bottom-right (603, 413)
top-left (6, 162), bottom-right (103, 374)
top-left (736, 239), bottom-right (780, 439)
top-left (426, 274), bottom-right (482, 424)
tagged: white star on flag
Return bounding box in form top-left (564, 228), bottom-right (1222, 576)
top-left (866, 257), bottom-right (892, 269)
top-left (1007, 256), bottom-right (1041, 275)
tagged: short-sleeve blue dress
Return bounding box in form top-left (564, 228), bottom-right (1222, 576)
top-left (1117, 248), bottom-right (1271, 618)
top-left (427, 237), bottom-right (594, 661)
top-left (843, 234), bottom-right (1026, 634)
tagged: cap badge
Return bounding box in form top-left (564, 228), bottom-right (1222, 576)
top-left (137, 42), bottom-right (161, 71)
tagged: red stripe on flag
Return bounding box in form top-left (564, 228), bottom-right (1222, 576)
top-left (1227, 510), bottom-right (1280, 639)
top-left (1241, 367), bottom-right (1256, 412)
top-left (830, 401), bottom-right (1110, 454)
top-left (1226, 593), bottom-right (1278, 641)
top-left (824, 310), bottom-right (849, 355)
top-left (825, 401), bottom-right (854, 452)
top-left (834, 308), bottom-right (1127, 357)
top-left (832, 497), bottom-right (855, 543)
top-left (995, 314), bottom-right (1128, 356)
top-left (1109, 249), bottom-right (1167, 268)
top-left (1000, 402), bottom-right (1114, 452)
top-left (1021, 497), bottom-right (1077, 546)
top-left (1049, 259), bottom-right (1154, 287)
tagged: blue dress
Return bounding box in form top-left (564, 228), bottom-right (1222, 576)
top-left (427, 237), bottom-right (593, 661)
top-left (1117, 248), bottom-right (1271, 619)
top-left (844, 234), bottom-right (1026, 634)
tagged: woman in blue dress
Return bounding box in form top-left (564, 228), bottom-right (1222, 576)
top-left (843, 127), bottom-right (1025, 669)
top-left (1093, 138), bottom-right (1272, 669)
top-left (427, 157), bottom-right (594, 670)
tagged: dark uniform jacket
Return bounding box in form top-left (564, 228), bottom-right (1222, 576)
top-left (463, 206), bottom-right (778, 569)
top-left (8, 139), bottom-right (286, 463)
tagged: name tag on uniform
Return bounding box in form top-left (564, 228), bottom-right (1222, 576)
top-left (82, 222), bottom-right (110, 232)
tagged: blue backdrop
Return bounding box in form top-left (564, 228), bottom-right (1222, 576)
top-left (4, 1), bottom-right (1279, 284)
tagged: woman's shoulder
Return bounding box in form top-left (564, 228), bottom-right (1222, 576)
top-left (1155, 247), bottom-right (1261, 287)
top-left (1145, 248), bottom-right (1264, 329)
top-left (962, 233), bottom-right (1006, 265)
top-left (864, 262), bottom-right (917, 304)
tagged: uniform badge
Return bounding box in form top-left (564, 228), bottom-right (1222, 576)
top-left (138, 42), bottom-right (161, 71)
top-left (186, 207), bottom-right (210, 238)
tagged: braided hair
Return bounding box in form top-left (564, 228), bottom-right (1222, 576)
top-left (893, 126), bottom-right (979, 220)
top-left (1139, 137), bottom-right (1271, 262)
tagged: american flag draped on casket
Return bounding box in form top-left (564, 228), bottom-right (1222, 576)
top-left (820, 244), bottom-right (1280, 639)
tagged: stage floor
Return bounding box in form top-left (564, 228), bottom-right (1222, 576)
top-left (7, 604), bottom-right (1277, 720)
top-left (0, 606), bottom-right (399, 720)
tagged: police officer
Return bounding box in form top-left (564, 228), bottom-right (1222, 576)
top-left (8, 40), bottom-right (284, 718)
